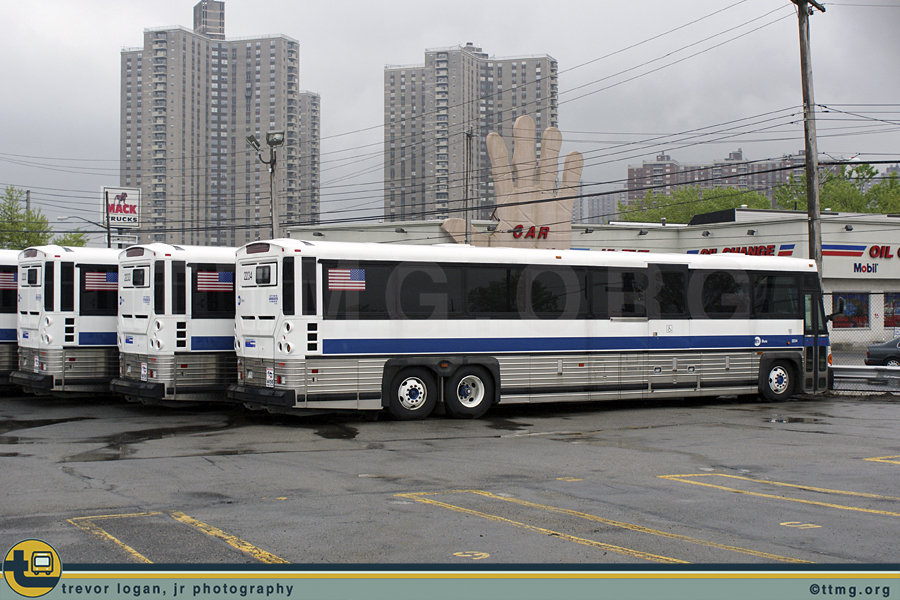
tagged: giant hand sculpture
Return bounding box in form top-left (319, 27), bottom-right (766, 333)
top-left (485, 115), bottom-right (583, 249)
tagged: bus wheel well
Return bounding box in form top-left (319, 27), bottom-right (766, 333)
top-left (759, 354), bottom-right (800, 401)
top-left (381, 356), bottom-right (500, 411)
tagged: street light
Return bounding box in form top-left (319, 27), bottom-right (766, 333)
top-left (247, 130), bottom-right (285, 239)
top-left (58, 216), bottom-right (109, 248)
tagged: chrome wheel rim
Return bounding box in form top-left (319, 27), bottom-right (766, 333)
top-left (768, 366), bottom-right (789, 395)
top-left (456, 375), bottom-right (485, 408)
top-left (397, 377), bottom-right (427, 410)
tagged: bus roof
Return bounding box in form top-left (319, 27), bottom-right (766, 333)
top-left (118, 243), bottom-right (236, 264)
top-left (235, 239), bottom-right (819, 273)
top-left (19, 245), bottom-right (120, 264)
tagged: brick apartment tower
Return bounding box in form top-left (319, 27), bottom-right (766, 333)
top-left (384, 43), bottom-right (558, 222)
top-left (120, 0), bottom-right (320, 246)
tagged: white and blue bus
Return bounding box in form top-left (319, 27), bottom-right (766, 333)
top-left (0, 249), bottom-right (20, 384)
top-left (12, 245), bottom-right (120, 394)
top-left (227, 239), bottom-right (831, 419)
top-left (110, 244), bottom-right (237, 404)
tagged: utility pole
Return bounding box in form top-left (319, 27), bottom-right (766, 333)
top-left (464, 129), bottom-right (473, 244)
top-left (793, 0), bottom-right (826, 278)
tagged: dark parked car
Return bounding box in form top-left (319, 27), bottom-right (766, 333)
top-left (865, 337), bottom-right (900, 366)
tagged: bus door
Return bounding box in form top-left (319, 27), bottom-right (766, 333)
top-left (803, 284), bottom-right (829, 392)
top-left (239, 259), bottom-right (278, 361)
top-left (120, 262), bottom-right (152, 354)
top-left (18, 260), bottom-right (43, 350)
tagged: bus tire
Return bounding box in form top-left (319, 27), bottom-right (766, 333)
top-left (761, 360), bottom-right (794, 401)
top-left (388, 367), bottom-right (437, 420)
top-left (444, 366), bottom-right (494, 419)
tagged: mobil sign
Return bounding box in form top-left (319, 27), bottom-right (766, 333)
top-left (102, 186), bottom-right (141, 229)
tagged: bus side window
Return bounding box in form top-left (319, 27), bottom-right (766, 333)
top-left (302, 257), bottom-right (316, 316)
top-left (753, 273), bottom-right (799, 318)
top-left (78, 265), bottom-right (117, 316)
top-left (172, 261), bottom-right (186, 315)
top-left (608, 268), bottom-right (648, 318)
top-left (44, 262), bottom-right (55, 312)
top-left (650, 265), bottom-right (688, 318)
top-left (589, 268), bottom-right (609, 319)
top-left (0, 266), bottom-right (16, 314)
top-left (61, 262), bottom-right (74, 312)
top-left (154, 261), bottom-right (165, 314)
top-left (283, 257), bottom-right (295, 316)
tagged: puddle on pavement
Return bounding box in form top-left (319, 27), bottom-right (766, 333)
top-left (484, 417), bottom-right (531, 432)
top-left (768, 417), bottom-right (825, 424)
top-left (60, 413), bottom-right (363, 462)
top-left (313, 423), bottom-right (359, 440)
top-left (0, 417), bottom-right (91, 436)
top-left (61, 421), bottom-right (237, 463)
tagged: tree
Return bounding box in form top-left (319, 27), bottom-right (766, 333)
top-left (0, 186), bottom-right (87, 249)
top-left (773, 163), bottom-right (898, 213)
top-left (52, 230), bottom-right (89, 247)
top-left (616, 186), bottom-right (770, 224)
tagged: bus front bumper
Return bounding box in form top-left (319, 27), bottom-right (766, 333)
top-left (10, 370), bottom-right (53, 391)
top-left (227, 384), bottom-right (296, 407)
top-left (110, 378), bottom-right (165, 399)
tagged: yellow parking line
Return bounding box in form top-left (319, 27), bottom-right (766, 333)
top-left (396, 491), bottom-right (686, 564)
top-left (660, 474), bottom-right (900, 517)
top-left (167, 511), bottom-right (289, 564)
top-left (466, 490), bottom-right (810, 563)
top-left (864, 456), bottom-right (900, 465)
top-left (67, 515), bottom-right (154, 564)
top-left (68, 511), bottom-right (288, 564)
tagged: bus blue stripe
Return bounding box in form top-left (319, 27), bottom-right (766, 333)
top-left (322, 335), bottom-right (801, 355)
top-left (191, 336), bottom-right (235, 351)
top-left (0, 328), bottom-right (15, 342)
top-left (78, 332), bottom-right (117, 346)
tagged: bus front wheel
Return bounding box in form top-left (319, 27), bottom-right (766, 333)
top-left (761, 361), bottom-right (794, 401)
top-left (444, 366), bottom-right (494, 419)
top-left (388, 368), bottom-right (437, 420)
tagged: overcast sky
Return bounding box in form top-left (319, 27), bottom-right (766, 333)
top-left (1, 0), bottom-right (898, 240)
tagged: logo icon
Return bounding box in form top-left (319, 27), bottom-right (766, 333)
top-left (3, 540), bottom-right (62, 597)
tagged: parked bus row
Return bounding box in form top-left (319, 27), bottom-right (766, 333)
top-left (3, 240), bottom-right (833, 420)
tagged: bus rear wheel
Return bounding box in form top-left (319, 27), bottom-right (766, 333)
top-left (761, 360), bottom-right (794, 401)
top-left (444, 366), bottom-right (493, 419)
top-left (388, 368), bottom-right (437, 420)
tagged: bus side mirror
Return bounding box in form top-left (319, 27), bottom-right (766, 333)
top-left (827, 298), bottom-right (845, 322)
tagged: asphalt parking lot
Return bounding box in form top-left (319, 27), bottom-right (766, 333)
top-left (1, 391), bottom-right (899, 565)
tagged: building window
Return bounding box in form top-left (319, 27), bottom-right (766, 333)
top-left (885, 293), bottom-right (900, 328)
top-left (832, 292), bottom-right (869, 328)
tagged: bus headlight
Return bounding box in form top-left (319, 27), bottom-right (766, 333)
top-left (154, 320), bottom-right (163, 331)
top-left (44, 316), bottom-right (52, 327)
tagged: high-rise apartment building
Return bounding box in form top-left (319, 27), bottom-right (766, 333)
top-left (626, 149), bottom-right (809, 207)
top-left (120, 0), bottom-right (319, 246)
top-left (384, 43), bottom-right (558, 222)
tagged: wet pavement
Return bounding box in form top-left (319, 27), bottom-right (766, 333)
top-left (1, 391), bottom-right (899, 565)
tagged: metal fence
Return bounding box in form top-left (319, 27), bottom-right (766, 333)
top-left (826, 292), bottom-right (900, 365)
top-left (826, 292), bottom-right (900, 393)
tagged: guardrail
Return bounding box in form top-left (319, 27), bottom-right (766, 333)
top-left (831, 365), bottom-right (900, 392)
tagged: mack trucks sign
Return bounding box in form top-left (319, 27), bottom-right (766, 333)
top-left (102, 187), bottom-right (141, 228)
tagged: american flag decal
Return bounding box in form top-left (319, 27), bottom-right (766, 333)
top-left (0, 272), bottom-right (17, 290)
top-left (85, 271), bottom-right (118, 291)
top-left (328, 268), bottom-right (365, 291)
top-left (197, 271), bottom-right (234, 292)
